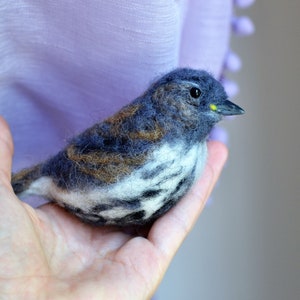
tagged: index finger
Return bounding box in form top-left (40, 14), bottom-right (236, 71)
top-left (148, 141), bottom-right (228, 259)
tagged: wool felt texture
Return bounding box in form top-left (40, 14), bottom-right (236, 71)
top-left (0, 1), bottom-right (254, 207)
top-left (12, 68), bottom-right (244, 226)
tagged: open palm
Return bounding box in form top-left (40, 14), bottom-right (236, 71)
top-left (0, 117), bottom-right (227, 299)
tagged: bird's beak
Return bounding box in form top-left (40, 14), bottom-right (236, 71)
top-left (210, 100), bottom-right (245, 116)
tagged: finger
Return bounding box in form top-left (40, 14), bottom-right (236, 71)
top-left (148, 141), bottom-right (228, 259)
top-left (0, 118), bottom-right (40, 230)
top-left (0, 116), bottom-right (14, 185)
top-left (0, 117), bottom-right (29, 225)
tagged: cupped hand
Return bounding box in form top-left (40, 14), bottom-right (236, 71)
top-left (0, 117), bottom-right (227, 299)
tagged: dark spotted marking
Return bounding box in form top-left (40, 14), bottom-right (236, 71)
top-left (150, 175), bottom-right (195, 222)
top-left (62, 203), bottom-right (84, 214)
top-left (171, 176), bottom-right (191, 196)
top-left (151, 199), bottom-right (176, 221)
top-left (153, 166), bottom-right (184, 186)
top-left (166, 165), bottom-right (197, 201)
top-left (91, 204), bottom-right (113, 212)
top-left (114, 210), bottom-right (146, 225)
top-left (91, 198), bottom-right (141, 212)
top-left (119, 198), bottom-right (141, 210)
top-left (141, 189), bottom-right (162, 198)
top-left (84, 215), bottom-right (108, 226)
top-left (141, 162), bottom-right (170, 180)
top-left (61, 203), bottom-right (108, 225)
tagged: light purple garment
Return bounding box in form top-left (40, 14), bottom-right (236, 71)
top-left (0, 1), bottom-right (254, 206)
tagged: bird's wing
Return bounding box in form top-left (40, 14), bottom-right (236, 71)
top-left (66, 103), bottom-right (165, 184)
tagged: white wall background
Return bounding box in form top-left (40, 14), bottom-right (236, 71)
top-left (157, 1), bottom-right (300, 299)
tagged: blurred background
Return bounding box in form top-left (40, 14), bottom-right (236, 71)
top-left (157, 1), bottom-right (300, 299)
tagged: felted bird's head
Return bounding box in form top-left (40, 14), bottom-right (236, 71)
top-left (149, 68), bottom-right (244, 137)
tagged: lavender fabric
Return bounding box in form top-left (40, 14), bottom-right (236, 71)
top-left (0, 1), bottom-right (254, 206)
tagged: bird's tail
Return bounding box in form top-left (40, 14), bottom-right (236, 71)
top-left (11, 164), bottom-right (42, 196)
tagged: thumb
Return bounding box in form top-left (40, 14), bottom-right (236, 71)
top-left (0, 117), bottom-right (38, 229)
top-left (0, 116), bottom-right (14, 187)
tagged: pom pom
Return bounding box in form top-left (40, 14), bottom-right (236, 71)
top-left (225, 51), bottom-right (242, 72)
top-left (232, 16), bottom-right (255, 36)
top-left (221, 78), bottom-right (239, 98)
top-left (209, 126), bottom-right (229, 145)
top-left (234, 0), bottom-right (256, 9)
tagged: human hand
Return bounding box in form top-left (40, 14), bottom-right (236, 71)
top-left (0, 117), bottom-right (227, 299)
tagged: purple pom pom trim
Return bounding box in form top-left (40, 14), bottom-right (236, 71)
top-left (224, 51), bottom-right (242, 72)
top-left (234, 0), bottom-right (256, 9)
top-left (213, 0), bottom-right (254, 147)
top-left (232, 16), bottom-right (255, 36)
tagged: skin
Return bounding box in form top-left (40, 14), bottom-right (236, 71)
top-left (0, 116), bottom-right (227, 299)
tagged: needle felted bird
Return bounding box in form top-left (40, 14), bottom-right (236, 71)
top-left (12, 68), bottom-right (244, 226)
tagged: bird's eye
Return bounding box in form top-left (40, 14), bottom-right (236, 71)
top-left (190, 87), bottom-right (202, 98)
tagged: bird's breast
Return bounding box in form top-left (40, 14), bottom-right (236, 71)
top-left (48, 140), bottom-right (208, 225)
